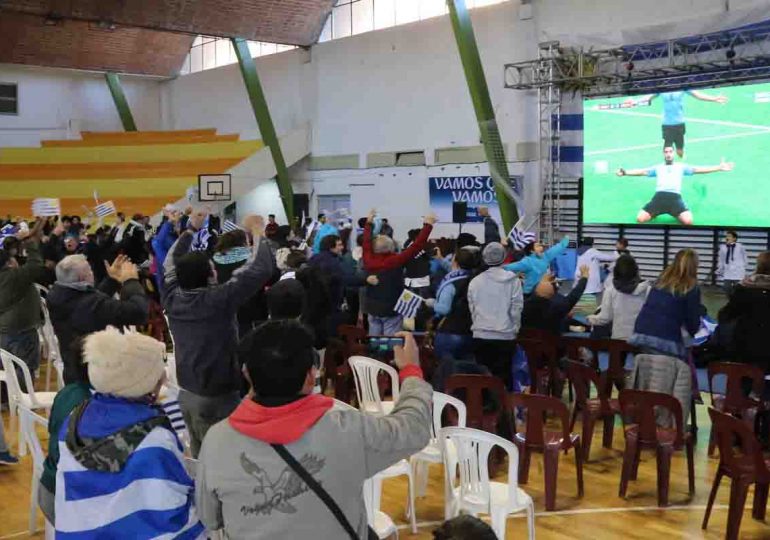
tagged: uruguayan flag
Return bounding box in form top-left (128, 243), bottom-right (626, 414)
top-left (222, 219), bottom-right (241, 233)
top-left (556, 97), bottom-right (584, 179)
top-left (191, 228), bottom-right (210, 252)
top-left (508, 225), bottom-right (536, 250)
top-left (94, 200), bottom-right (117, 217)
top-left (394, 289), bottom-right (424, 319)
top-left (0, 224), bottom-right (16, 242)
top-left (55, 403), bottom-right (204, 539)
top-left (32, 198), bottom-right (61, 217)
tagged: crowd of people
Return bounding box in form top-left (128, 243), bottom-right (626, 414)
top-left (0, 202), bottom-right (768, 538)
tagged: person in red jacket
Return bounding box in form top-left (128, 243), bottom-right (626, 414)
top-left (362, 210), bottom-right (436, 335)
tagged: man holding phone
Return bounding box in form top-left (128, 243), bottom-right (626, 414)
top-left (196, 322), bottom-right (431, 539)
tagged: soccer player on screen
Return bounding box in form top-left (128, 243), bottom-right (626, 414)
top-left (626, 90), bottom-right (728, 157)
top-left (616, 146), bottom-right (734, 225)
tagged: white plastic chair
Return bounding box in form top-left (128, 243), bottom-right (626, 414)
top-left (363, 477), bottom-right (399, 539)
top-left (38, 298), bottom-right (64, 391)
top-left (19, 407), bottom-right (48, 534)
top-left (411, 392), bottom-right (467, 514)
top-left (0, 364), bottom-right (13, 436)
top-left (334, 396), bottom-right (415, 533)
top-left (349, 356), bottom-right (399, 416)
top-left (1, 349), bottom-right (56, 456)
top-left (440, 427), bottom-right (535, 540)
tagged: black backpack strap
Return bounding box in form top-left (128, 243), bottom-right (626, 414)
top-left (271, 443), bottom-right (361, 540)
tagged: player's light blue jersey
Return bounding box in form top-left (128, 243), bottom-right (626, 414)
top-left (647, 163), bottom-right (695, 194)
top-left (661, 91), bottom-right (693, 125)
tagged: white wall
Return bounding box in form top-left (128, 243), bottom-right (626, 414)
top-left (0, 64), bottom-right (162, 147)
top-left (160, 49), bottom-right (312, 140)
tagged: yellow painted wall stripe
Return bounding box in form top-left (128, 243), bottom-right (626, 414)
top-left (0, 158), bottom-right (246, 180)
top-left (0, 177), bottom-right (196, 198)
top-left (0, 140), bottom-right (264, 164)
top-left (81, 129), bottom-right (217, 140)
top-left (42, 134), bottom-right (240, 148)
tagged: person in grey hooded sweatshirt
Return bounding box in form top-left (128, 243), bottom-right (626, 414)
top-left (195, 320), bottom-right (431, 539)
top-left (467, 242), bottom-right (524, 387)
top-left (588, 254), bottom-right (650, 341)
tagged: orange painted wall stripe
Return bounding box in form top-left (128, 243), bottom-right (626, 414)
top-left (42, 134), bottom-right (240, 148)
top-left (0, 158), bottom-right (244, 180)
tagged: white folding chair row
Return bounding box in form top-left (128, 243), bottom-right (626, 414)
top-left (411, 392), bottom-right (467, 517)
top-left (19, 407), bottom-right (49, 534)
top-left (440, 427), bottom-right (535, 540)
top-left (348, 356), bottom-right (399, 416)
top-left (1, 349), bottom-right (56, 456)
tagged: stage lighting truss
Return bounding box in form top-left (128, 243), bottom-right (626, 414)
top-left (504, 21), bottom-right (770, 97)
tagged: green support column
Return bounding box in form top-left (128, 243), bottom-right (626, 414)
top-left (231, 38), bottom-right (294, 220)
top-left (447, 0), bottom-right (518, 232)
top-left (104, 72), bottom-right (137, 131)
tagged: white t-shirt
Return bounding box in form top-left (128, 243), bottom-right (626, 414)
top-left (647, 163), bottom-right (694, 194)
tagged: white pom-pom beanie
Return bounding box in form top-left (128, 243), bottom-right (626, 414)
top-left (84, 327), bottom-right (166, 398)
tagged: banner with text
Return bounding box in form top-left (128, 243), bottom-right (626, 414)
top-left (428, 175), bottom-right (523, 224)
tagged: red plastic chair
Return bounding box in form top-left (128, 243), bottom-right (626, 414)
top-left (618, 389), bottom-right (695, 507)
top-left (518, 332), bottom-right (564, 397)
top-left (703, 407), bottom-right (770, 540)
top-left (706, 361), bottom-right (765, 457)
top-left (566, 360), bottom-right (621, 461)
top-left (562, 336), bottom-right (636, 393)
top-left (509, 392), bottom-right (584, 511)
top-left (444, 374), bottom-right (507, 436)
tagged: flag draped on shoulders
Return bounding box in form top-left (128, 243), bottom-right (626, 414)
top-left (55, 394), bottom-right (204, 539)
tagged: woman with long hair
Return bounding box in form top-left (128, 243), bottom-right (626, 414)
top-left (629, 248), bottom-right (702, 358)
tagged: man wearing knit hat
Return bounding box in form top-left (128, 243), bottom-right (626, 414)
top-left (55, 328), bottom-right (204, 538)
top-left (467, 242), bottom-right (524, 387)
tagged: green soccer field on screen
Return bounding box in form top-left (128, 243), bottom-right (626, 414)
top-left (582, 80), bottom-right (770, 227)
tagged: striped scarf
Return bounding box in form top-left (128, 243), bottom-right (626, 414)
top-left (437, 269), bottom-right (469, 298)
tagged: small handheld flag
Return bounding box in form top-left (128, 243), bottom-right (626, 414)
top-left (394, 289), bottom-right (425, 319)
top-left (0, 224), bottom-right (16, 243)
top-left (94, 201), bottom-right (117, 218)
top-left (31, 198), bottom-right (61, 217)
top-left (507, 225), bottom-right (536, 250)
top-left (222, 219), bottom-right (242, 233)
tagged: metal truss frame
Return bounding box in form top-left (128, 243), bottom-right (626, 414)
top-left (505, 20), bottom-right (770, 97)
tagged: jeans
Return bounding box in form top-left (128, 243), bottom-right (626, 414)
top-left (178, 389), bottom-right (240, 458)
top-left (367, 314), bottom-right (403, 336)
top-left (1, 329), bottom-right (40, 391)
top-left (434, 333), bottom-right (474, 362)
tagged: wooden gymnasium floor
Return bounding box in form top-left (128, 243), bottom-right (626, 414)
top-left (2, 375), bottom-right (770, 540)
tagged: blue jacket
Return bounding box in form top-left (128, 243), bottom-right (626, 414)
top-left (629, 285), bottom-right (702, 359)
top-left (151, 220), bottom-right (177, 280)
top-left (504, 236), bottom-right (569, 294)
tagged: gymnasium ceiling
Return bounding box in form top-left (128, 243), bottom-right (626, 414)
top-left (0, 0), bottom-right (336, 76)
